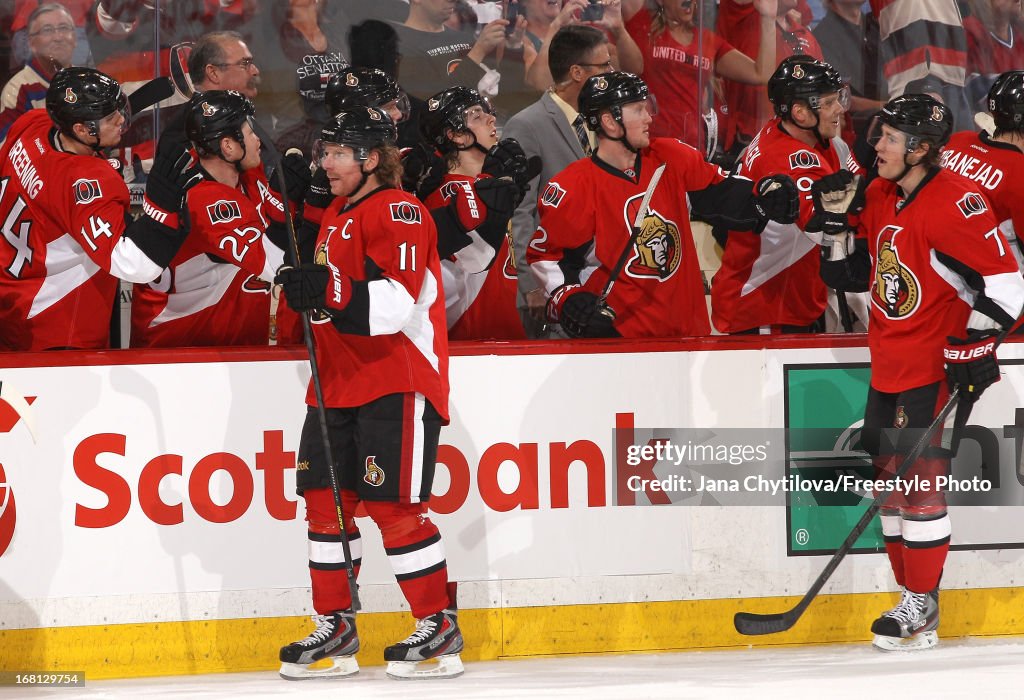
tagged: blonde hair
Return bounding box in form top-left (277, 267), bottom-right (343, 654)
top-left (372, 145), bottom-right (403, 189)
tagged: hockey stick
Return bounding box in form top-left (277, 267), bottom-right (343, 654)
top-left (598, 163), bottom-right (667, 304)
top-left (734, 386), bottom-right (962, 635)
top-left (251, 121), bottom-right (362, 611)
top-left (128, 77), bottom-right (175, 117)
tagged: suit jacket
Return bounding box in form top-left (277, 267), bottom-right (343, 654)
top-left (502, 91), bottom-right (588, 305)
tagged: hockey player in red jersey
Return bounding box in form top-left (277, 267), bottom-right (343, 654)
top-left (527, 71), bottom-right (799, 338)
top-left (130, 91), bottom-right (293, 348)
top-left (420, 86), bottom-right (530, 340)
top-left (816, 94), bottom-right (1024, 651)
top-left (712, 55), bottom-right (864, 334)
top-left (942, 71), bottom-right (1024, 272)
top-left (0, 67), bottom-right (198, 351)
top-left (274, 107), bottom-right (463, 680)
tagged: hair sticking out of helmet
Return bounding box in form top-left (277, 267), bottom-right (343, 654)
top-left (184, 90), bottom-right (256, 161)
top-left (988, 71), bottom-right (1024, 134)
top-left (420, 86), bottom-right (493, 153)
top-left (46, 67), bottom-right (130, 152)
top-left (316, 106), bottom-right (397, 163)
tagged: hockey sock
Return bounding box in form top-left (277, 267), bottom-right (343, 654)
top-left (305, 487), bottom-right (362, 614)
top-left (880, 512), bottom-right (905, 586)
top-left (901, 513), bottom-right (951, 593)
top-left (365, 500), bottom-right (450, 618)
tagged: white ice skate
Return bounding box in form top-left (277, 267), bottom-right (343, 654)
top-left (871, 588), bottom-right (939, 652)
top-left (384, 609), bottom-right (465, 680)
top-left (279, 611), bottom-right (360, 680)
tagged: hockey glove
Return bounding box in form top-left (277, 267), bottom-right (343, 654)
top-left (752, 174), bottom-right (799, 225)
top-left (553, 287), bottom-right (618, 339)
top-left (448, 180), bottom-right (489, 232)
top-left (301, 168), bottom-right (334, 227)
top-left (474, 177), bottom-right (520, 247)
top-left (806, 171), bottom-right (864, 235)
top-left (483, 138), bottom-right (528, 181)
top-left (270, 149), bottom-right (312, 204)
top-left (944, 329), bottom-right (1000, 402)
top-left (401, 144), bottom-right (445, 200)
top-left (143, 150), bottom-right (202, 228)
top-left (275, 264), bottom-right (353, 314)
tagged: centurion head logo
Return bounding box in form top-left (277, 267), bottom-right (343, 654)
top-left (871, 227), bottom-right (921, 319)
top-left (623, 194), bottom-right (682, 281)
top-left (345, 73), bottom-right (359, 87)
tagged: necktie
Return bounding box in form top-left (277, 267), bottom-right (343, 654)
top-left (573, 114), bottom-right (592, 157)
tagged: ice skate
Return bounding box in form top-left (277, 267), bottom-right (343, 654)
top-left (871, 588), bottom-right (939, 651)
top-left (384, 608), bottom-right (464, 680)
top-left (279, 611), bottom-right (360, 680)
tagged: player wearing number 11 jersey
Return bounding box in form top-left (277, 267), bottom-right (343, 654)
top-left (0, 67), bottom-right (198, 351)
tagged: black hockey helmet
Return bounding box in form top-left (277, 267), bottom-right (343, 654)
top-left (184, 90), bottom-right (256, 159)
top-left (988, 71), bottom-right (1024, 132)
top-left (421, 86), bottom-right (493, 152)
top-left (325, 67), bottom-right (401, 116)
top-left (767, 55), bottom-right (846, 118)
top-left (876, 93), bottom-right (953, 152)
top-left (578, 71), bottom-right (649, 131)
top-left (318, 106), bottom-right (397, 161)
top-left (46, 67), bottom-right (129, 140)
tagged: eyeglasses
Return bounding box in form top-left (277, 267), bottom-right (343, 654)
top-left (576, 60), bottom-right (614, 70)
top-left (214, 57), bottom-right (257, 71)
top-left (29, 24), bottom-right (75, 38)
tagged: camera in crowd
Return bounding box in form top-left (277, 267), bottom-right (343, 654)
top-left (581, 0), bottom-right (605, 22)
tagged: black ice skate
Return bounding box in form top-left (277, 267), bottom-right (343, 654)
top-left (870, 587), bottom-right (939, 651)
top-left (279, 611), bottom-right (360, 680)
top-left (384, 609), bottom-right (464, 680)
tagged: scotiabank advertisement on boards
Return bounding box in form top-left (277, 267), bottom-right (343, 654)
top-left (2, 344), bottom-right (1024, 624)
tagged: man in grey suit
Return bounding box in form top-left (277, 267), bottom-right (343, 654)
top-left (503, 25), bottom-right (614, 338)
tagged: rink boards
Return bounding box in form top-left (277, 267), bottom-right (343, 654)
top-left (2, 336), bottom-right (1024, 678)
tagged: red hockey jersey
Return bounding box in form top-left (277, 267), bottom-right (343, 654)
top-left (860, 169), bottom-right (1024, 392)
top-left (0, 109), bottom-right (161, 350)
top-left (712, 119), bottom-right (862, 333)
top-left (130, 168), bottom-right (285, 348)
top-left (528, 138), bottom-right (724, 338)
top-left (310, 187), bottom-right (450, 420)
top-left (425, 174), bottom-right (525, 341)
top-left (942, 130), bottom-right (1024, 271)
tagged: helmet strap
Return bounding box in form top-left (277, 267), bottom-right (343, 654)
top-left (598, 107), bottom-right (640, 153)
top-left (64, 121), bottom-right (108, 157)
top-left (787, 102), bottom-right (828, 147)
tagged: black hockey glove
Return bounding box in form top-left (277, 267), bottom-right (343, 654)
top-left (483, 138), bottom-right (528, 181)
top-left (806, 171), bottom-right (865, 235)
top-left (474, 177), bottom-right (519, 247)
top-left (129, 151), bottom-right (203, 268)
top-left (751, 174), bottom-right (799, 225)
top-left (944, 330), bottom-right (1000, 402)
top-left (275, 264), bottom-right (353, 314)
top-left (270, 150), bottom-right (312, 204)
top-left (560, 290), bottom-right (619, 339)
top-left (401, 144), bottom-right (445, 200)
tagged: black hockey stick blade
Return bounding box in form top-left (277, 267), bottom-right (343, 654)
top-left (128, 76), bottom-right (175, 116)
top-left (734, 385), bottom-right (963, 636)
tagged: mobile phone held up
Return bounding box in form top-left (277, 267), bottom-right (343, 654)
top-left (505, 1), bottom-right (521, 36)
top-left (581, 0), bottom-right (605, 22)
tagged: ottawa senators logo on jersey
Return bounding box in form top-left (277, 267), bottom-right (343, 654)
top-left (871, 228), bottom-right (921, 319)
top-left (956, 192), bottom-right (988, 219)
top-left (623, 195), bottom-right (682, 280)
top-left (207, 199), bottom-right (242, 224)
top-left (788, 150), bottom-right (821, 169)
top-left (363, 456), bottom-right (385, 486)
top-left (390, 201), bottom-right (422, 224)
top-left (541, 181), bottom-right (566, 208)
top-left (241, 274), bottom-right (271, 294)
top-left (72, 178), bottom-right (102, 204)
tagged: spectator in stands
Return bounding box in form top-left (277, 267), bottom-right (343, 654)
top-left (718, 0), bottom-right (823, 149)
top-left (1, 3), bottom-right (77, 141)
top-left (523, 0), bottom-right (566, 51)
top-left (252, 0), bottom-right (349, 148)
top-left (964, 0), bottom-right (1024, 106)
top-left (622, 0), bottom-right (778, 150)
top-left (813, 0), bottom-right (886, 143)
top-left (446, 0), bottom-right (480, 32)
top-left (504, 25), bottom-right (611, 337)
top-left (9, 0), bottom-right (92, 73)
top-left (394, 0), bottom-right (509, 101)
top-left (526, 0), bottom-right (643, 91)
